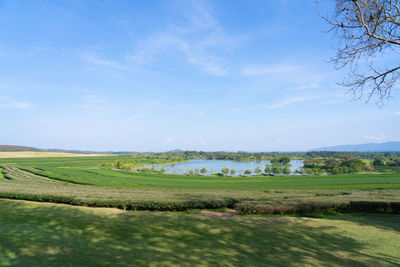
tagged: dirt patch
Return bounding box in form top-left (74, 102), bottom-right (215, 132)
top-left (200, 209), bottom-right (239, 217)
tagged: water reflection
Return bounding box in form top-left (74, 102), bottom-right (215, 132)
top-left (141, 159), bottom-right (304, 175)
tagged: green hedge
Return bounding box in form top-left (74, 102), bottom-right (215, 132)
top-left (0, 192), bottom-right (238, 211)
top-left (0, 191), bottom-right (398, 214)
top-left (235, 201), bottom-right (400, 215)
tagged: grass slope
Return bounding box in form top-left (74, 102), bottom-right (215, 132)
top-left (0, 199), bottom-right (399, 266)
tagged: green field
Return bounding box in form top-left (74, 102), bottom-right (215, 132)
top-left (1, 155), bottom-right (400, 265)
top-left (1, 156), bottom-right (400, 214)
top-left (0, 199), bottom-right (399, 266)
top-left (1, 155), bottom-right (400, 190)
top-left (27, 167), bottom-right (400, 190)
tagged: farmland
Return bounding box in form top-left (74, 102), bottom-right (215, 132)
top-left (1, 155), bottom-right (400, 213)
top-left (1, 154), bottom-right (400, 266)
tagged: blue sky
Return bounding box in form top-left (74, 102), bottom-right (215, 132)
top-left (0, 0), bottom-right (399, 151)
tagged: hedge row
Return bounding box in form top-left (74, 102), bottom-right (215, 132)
top-left (235, 201), bottom-right (400, 215)
top-left (0, 191), bottom-right (399, 214)
top-left (0, 192), bottom-right (238, 211)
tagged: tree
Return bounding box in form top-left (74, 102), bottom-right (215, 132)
top-left (200, 168), bottom-right (207, 174)
top-left (244, 169), bottom-right (252, 175)
top-left (254, 167), bottom-right (262, 174)
top-left (283, 167), bottom-right (291, 175)
top-left (272, 166), bottom-right (282, 175)
top-left (265, 164), bottom-right (271, 173)
top-left (372, 157), bottom-right (385, 166)
top-left (322, 0), bottom-right (400, 104)
top-left (230, 169), bottom-right (236, 176)
top-left (278, 156), bottom-right (291, 165)
top-left (221, 168), bottom-right (229, 176)
top-left (188, 170), bottom-right (194, 175)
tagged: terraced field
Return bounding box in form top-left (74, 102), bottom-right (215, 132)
top-left (1, 157), bottom-right (400, 213)
top-left (1, 156), bottom-right (400, 266)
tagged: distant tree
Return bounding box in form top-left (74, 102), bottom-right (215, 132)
top-left (200, 168), bottom-right (207, 174)
top-left (264, 164), bottom-right (271, 173)
top-left (270, 157), bottom-right (279, 164)
top-left (278, 156), bottom-right (291, 165)
top-left (372, 158), bottom-right (385, 166)
top-left (221, 168), bottom-right (229, 176)
top-left (115, 160), bottom-right (121, 169)
top-left (244, 169), bottom-right (252, 175)
top-left (195, 168), bottom-right (199, 175)
top-left (272, 166), bottom-right (282, 175)
top-left (188, 170), bottom-right (194, 175)
top-left (294, 169), bottom-right (302, 175)
top-left (331, 167), bottom-right (340, 175)
top-left (160, 167), bottom-right (166, 173)
top-left (304, 168), bottom-right (314, 175)
top-left (254, 167), bottom-right (262, 175)
top-left (283, 167), bottom-right (291, 175)
top-left (321, 0), bottom-right (400, 104)
top-left (230, 169), bottom-right (236, 176)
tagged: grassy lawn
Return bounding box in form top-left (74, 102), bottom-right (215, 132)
top-left (0, 199), bottom-right (399, 266)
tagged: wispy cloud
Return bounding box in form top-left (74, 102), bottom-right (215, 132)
top-left (126, 1), bottom-right (236, 76)
top-left (242, 63), bottom-right (302, 76)
top-left (395, 112), bottom-right (400, 115)
top-left (267, 96), bottom-right (319, 109)
top-left (0, 95), bottom-right (32, 109)
top-left (76, 94), bottom-right (106, 109)
top-left (125, 112), bottom-right (152, 121)
top-left (361, 134), bottom-right (388, 142)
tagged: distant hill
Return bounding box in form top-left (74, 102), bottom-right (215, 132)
top-left (0, 145), bottom-right (41, 152)
top-left (0, 145), bottom-right (119, 154)
top-left (168, 149), bottom-right (183, 152)
top-left (313, 142), bottom-right (400, 152)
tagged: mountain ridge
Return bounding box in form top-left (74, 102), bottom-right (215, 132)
top-left (313, 141), bottom-right (400, 152)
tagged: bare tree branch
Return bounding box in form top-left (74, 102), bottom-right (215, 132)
top-left (320, 0), bottom-right (400, 104)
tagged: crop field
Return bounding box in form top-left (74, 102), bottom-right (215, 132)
top-left (0, 156), bottom-right (400, 214)
top-left (0, 155), bottom-right (400, 265)
top-left (0, 151), bottom-right (114, 158)
top-left (1, 199), bottom-right (399, 266)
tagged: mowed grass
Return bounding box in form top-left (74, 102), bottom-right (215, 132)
top-left (32, 167), bottom-right (400, 190)
top-left (0, 199), bottom-right (399, 266)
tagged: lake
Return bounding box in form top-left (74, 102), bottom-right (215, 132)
top-left (144, 159), bottom-right (304, 175)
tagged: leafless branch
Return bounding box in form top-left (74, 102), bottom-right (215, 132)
top-left (321, 0), bottom-right (400, 104)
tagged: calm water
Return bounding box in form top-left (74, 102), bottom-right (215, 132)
top-left (143, 159), bottom-right (304, 175)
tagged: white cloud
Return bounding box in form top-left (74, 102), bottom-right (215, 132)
top-left (267, 96), bottom-right (319, 109)
top-left (82, 94), bottom-right (105, 104)
top-left (125, 112), bottom-right (152, 121)
top-left (241, 63), bottom-right (302, 76)
top-left (0, 95), bottom-right (32, 109)
top-left (395, 112), bottom-right (400, 115)
top-left (126, 1), bottom-right (235, 76)
top-left (165, 138), bottom-right (174, 144)
top-left (361, 134), bottom-right (388, 142)
top-left (0, 101), bottom-right (32, 109)
top-left (76, 94), bottom-right (106, 109)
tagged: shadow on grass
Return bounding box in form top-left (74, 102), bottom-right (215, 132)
top-left (0, 200), bottom-right (398, 266)
top-left (321, 212), bottom-right (400, 232)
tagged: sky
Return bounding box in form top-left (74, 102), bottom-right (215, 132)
top-left (0, 0), bottom-right (399, 152)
